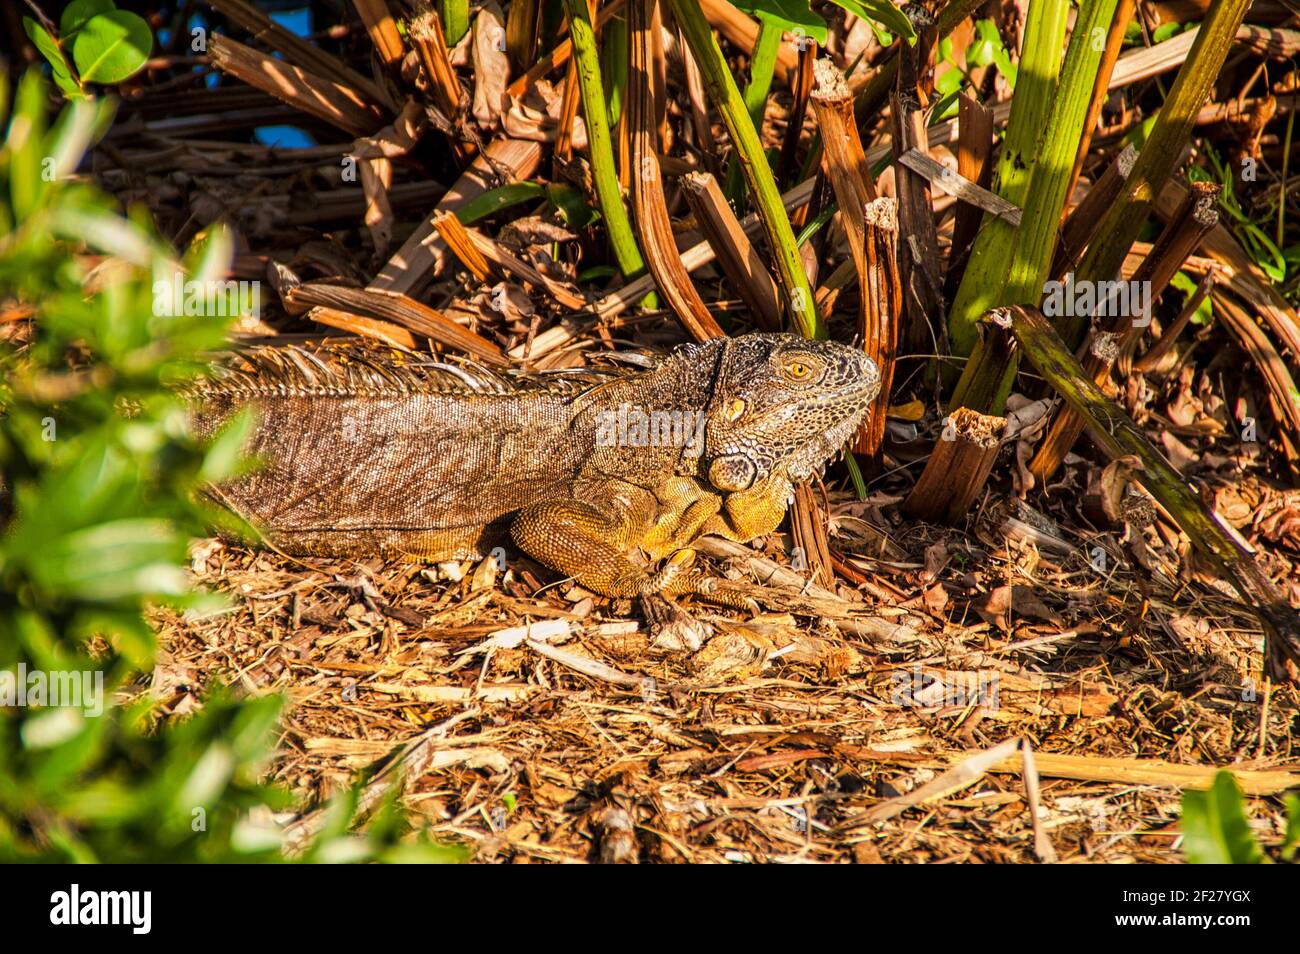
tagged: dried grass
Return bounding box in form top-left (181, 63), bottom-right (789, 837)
top-left (149, 472), bottom-right (1298, 862)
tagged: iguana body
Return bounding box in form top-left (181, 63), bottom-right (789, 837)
top-left (192, 334), bottom-right (880, 602)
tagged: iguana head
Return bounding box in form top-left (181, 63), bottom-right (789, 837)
top-left (676, 334), bottom-right (881, 492)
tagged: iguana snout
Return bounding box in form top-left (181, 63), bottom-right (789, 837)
top-left (701, 335), bottom-right (881, 490)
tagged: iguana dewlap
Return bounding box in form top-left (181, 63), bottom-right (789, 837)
top-left (191, 333), bottom-right (881, 603)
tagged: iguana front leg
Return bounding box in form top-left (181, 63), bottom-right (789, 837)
top-left (509, 497), bottom-right (748, 607)
top-left (510, 497), bottom-right (652, 597)
top-left (699, 474), bottom-right (793, 543)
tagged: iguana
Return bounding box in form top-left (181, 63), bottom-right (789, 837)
top-left (191, 333), bottom-right (880, 612)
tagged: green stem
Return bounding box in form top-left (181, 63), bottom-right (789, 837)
top-left (1004, 0), bottom-right (1121, 304)
top-left (945, 0), bottom-right (1070, 359)
top-left (562, 0), bottom-right (646, 283)
top-left (743, 18), bottom-right (782, 131)
top-left (724, 16), bottom-right (783, 206)
top-left (440, 0), bottom-right (469, 46)
top-left (950, 0), bottom-right (1122, 412)
top-left (1069, 0), bottom-right (1251, 346)
top-left (671, 0), bottom-right (821, 338)
top-left (602, 10), bottom-right (628, 129)
top-left (1000, 304), bottom-right (1300, 674)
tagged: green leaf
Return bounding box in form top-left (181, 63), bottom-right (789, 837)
top-left (173, 742), bottom-right (237, 816)
top-left (967, 19), bottom-right (1002, 69)
top-left (21, 18), bottom-right (83, 99)
top-left (731, 1), bottom-right (827, 44)
top-left (1181, 771), bottom-right (1267, 864)
top-left (71, 9), bottom-right (152, 86)
top-left (932, 89), bottom-right (961, 122)
top-left (1284, 795), bottom-right (1299, 861)
top-left (1152, 21), bottom-right (1185, 43)
top-left (456, 182), bottom-right (546, 225)
top-left (1237, 222), bottom-right (1287, 282)
top-left (31, 518), bottom-right (188, 603)
top-left (51, 205), bottom-right (157, 264)
top-left (22, 708), bottom-right (88, 750)
top-left (829, 0), bottom-right (916, 45)
top-left (547, 183), bottom-right (600, 229)
top-left (61, 0), bottom-right (117, 40)
top-left (795, 202), bottom-right (836, 247)
top-left (28, 700), bottom-right (113, 791)
top-left (45, 94), bottom-right (101, 181)
top-left (936, 65), bottom-right (964, 98)
top-left (0, 66), bottom-right (468, 866)
top-left (199, 407), bottom-right (255, 483)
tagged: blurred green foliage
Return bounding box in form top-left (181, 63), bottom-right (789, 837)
top-left (0, 72), bottom-right (464, 863)
top-left (1181, 770), bottom-right (1298, 864)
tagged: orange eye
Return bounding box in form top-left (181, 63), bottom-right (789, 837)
top-left (786, 361), bottom-right (810, 379)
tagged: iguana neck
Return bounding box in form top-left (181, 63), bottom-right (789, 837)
top-left (569, 344), bottom-right (723, 485)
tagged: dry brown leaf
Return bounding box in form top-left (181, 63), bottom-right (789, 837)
top-left (472, 2), bottom-right (510, 130)
top-left (477, 281), bottom-right (536, 325)
top-left (689, 627), bottom-right (774, 684)
top-left (498, 215), bottom-right (578, 248)
top-left (503, 79), bottom-right (589, 147)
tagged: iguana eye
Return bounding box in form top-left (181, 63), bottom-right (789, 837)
top-left (784, 359), bottom-right (813, 380)
top-left (725, 398), bottom-right (746, 421)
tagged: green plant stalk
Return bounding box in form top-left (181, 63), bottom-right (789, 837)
top-left (950, 0), bottom-right (1121, 412)
top-left (562, 0), bottom-right (646, 283)
top-left (945, 0), bottom-right (1070, 358)
top-left (440, 0), bottom-right (470, 46)
top-left (1000, 305), bottom-right (1300, 678)
top-left (671, 0), bottom-right (821, 338)
top-left (602, 10), bottom-right (629, 129)
top-left (1067, 0), bottom-right (1251, 346)
top-left (724, 15), bottom-right (784, 206)
top-left (1003, 0), bottom-right (1122, 303)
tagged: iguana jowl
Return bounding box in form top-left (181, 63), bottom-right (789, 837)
top-left (192, 333), bottom-right (881, 603)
